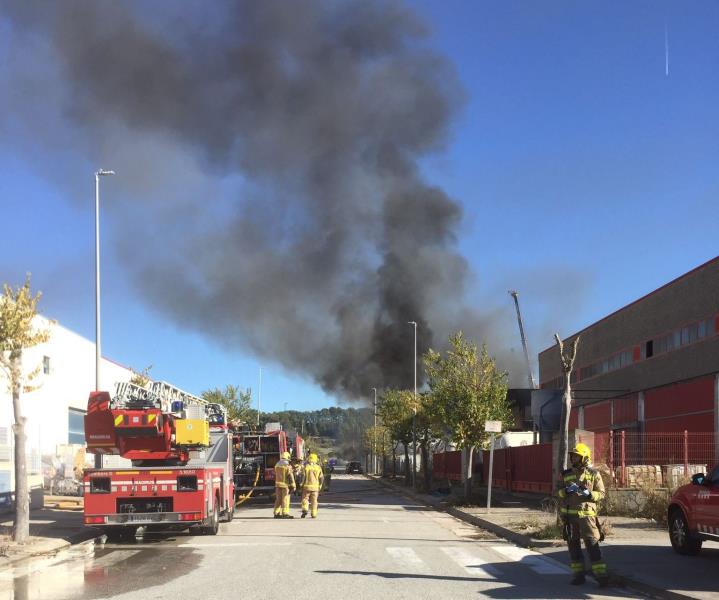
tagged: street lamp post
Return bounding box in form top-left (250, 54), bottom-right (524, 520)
top-left (257, 367), bottom-right (263, 430)
top-left (372, 387), bottom-right (377, 475)
top-left (94, 169), bottom-right (115, 469)
top-left (408, 321), bottom-right (417, 488)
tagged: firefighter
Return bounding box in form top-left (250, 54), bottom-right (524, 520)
top-left (322, 458), bottom-right (331, 491)
top-left (301, 453), bottom-right (324, 519)
top-left (292, 458), bottom-right (304, 498)
top-left (273, 451), bottom-right (296, 519)
top-left (558, 442), bottom-right (609, 587)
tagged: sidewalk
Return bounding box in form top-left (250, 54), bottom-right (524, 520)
top-left (370, 475), bottom-right (719, 600)
top-left (0, 495), bottom-right (97, 571)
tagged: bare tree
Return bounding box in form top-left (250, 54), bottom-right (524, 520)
top-left (554, 333), bottom-right (580, 489)
top-left (129, 364), bottom-right (153, 388)
top-left (0, 276), bottom-right (51, 543)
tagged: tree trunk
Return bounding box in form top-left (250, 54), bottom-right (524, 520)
top-left (464, 445), bottom-right (475, 499)
top-left (421, 438), bottom-right (431, 492)
top-left (555, 374), bottom-right (572, 491)
top-left (553, 334), bottom-right (579, 493)
top-left (403, 443), bottom-right (410, 485)
top-left (11, 352), bottom-right (29, 544)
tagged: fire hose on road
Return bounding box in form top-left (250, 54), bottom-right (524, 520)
top-left (235, 463), bottom-right (261, 508)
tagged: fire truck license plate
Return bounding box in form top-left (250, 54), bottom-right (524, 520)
top-left (125, 514), bottom-right (149, 523)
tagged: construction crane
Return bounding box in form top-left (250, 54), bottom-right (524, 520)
top-left (509, 290), bottom-right (537, 389)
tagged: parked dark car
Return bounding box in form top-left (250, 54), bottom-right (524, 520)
top-left (345, 461), bottom-right (363, 474)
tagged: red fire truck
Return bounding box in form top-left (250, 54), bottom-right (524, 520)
top-left (233, 425), bottom-right (304, 495)
top-left (668, 462), bottom-right (719, 554)
top-left (83, 381), bottom-right (235, 537)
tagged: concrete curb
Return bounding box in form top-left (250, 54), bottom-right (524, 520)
top-left (368, 475), bottom-right (697, 600)
top-left (0, 529), bottom-right (101, 573)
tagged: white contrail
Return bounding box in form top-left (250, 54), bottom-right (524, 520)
top-left (665, 22), bottom-right (669, 76)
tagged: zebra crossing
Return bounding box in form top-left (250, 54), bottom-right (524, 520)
top-left (384, 543), bottom-right (570, 579)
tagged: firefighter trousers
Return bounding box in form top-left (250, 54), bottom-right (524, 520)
top-left (566, 517), bottom-right (607, 579)
top-left (301, 489), bottom-right (319, 517)
top-left (274, 486), bottom-right (292, 516)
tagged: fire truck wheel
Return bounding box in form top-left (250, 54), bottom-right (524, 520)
top-left (104, 526), bottom-right (136, 542)
top-left (203, 499), bottom-right (220, 535)
top-left (669, 508), bottom-right (702, 555)
top-left (223, 500), bottom-right (235, 523)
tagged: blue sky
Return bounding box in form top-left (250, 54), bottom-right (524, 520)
top-left (1, 1), bottom-right (717, 411)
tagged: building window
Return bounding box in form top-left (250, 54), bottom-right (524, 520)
top-left (68, 408), bottom-right (85, 445)
top-left (698, 320), bottom-right (707, 339)
top-left (43, 356), bottom-right (50, 375)
top-left (571, 314), bottom-right (717, 385)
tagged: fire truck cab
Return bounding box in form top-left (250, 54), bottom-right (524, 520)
top-left (668, 462), bottom-right (719, 554)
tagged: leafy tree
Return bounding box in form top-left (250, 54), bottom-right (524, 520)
top-left (424, 332), bottom-right (512, 497)
top-left (201, 385), bottom-right (253, 424)
top-left (378, 389), bottom-right (414, 482)
top-left (415, 390), bottom-right (444, 492)
top-left (364, 424), bottom-right (392, 474)
top-left (0, 276), bottom-right (51, 543)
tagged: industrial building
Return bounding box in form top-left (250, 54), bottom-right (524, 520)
top-left (538, 256), bottom-right (719, 436)
top-left (0, 316), bottom-right (132, 497)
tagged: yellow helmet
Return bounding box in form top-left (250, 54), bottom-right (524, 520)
top-left (308, 453), bottom-right (319, 464)
top-left (281, 451), bottom-right (291, 460)
top-left (570, 443), bottom-right (591, 464)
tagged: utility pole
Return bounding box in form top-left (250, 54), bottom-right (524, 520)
top-left (94, 168), bottom-right (114, 469)
top-left (372, 387), bottom-right (377, 475)
top-left (408, 321), bottom-right (417, 488)
top-left (509, 290), bottom-right (536, 389)
top-left (257, 367), bottom-right (263, 429)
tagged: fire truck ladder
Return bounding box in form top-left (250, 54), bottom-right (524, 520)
top-left (112, 381), bottom-right (226, 422)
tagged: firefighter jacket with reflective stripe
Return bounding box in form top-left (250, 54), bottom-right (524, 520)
top-left (274, 460), bottom-right (296, 489)
top-left (302, 463), bottom-right (324, 492)
top-left (557, 466), bottom-right (605, 518)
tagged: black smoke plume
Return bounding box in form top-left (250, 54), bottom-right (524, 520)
top-left (0, 1), bottom-right (508, 398)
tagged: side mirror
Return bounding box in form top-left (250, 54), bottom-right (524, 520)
top-left (691, 473), bottom-right (706, 486)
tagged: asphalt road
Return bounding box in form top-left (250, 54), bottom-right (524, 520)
top-left (0, 476), bottom-right (640, 600)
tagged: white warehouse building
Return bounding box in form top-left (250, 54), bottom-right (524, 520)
top-left (0, 315), bottom-right (133, 497)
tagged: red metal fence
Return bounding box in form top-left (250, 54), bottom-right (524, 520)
top-left (434, 432), bottom-right (717, 492)
top-left (432, 450), bottom-right (462, 481)
top-left (594, 430), bottom-right (717, 487)
top-left (482, 443), bottom-right (554, 494)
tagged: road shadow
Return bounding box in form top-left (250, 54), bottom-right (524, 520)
top-left (538, 541), bottom-right (719, 596)
top-left (316, 554), bottom-right (637, 600)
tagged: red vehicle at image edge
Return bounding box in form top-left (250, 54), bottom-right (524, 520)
top-left (668, 463), bottom-right (719, 554)
top-left (83, 381), bottom-right (235, 538)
